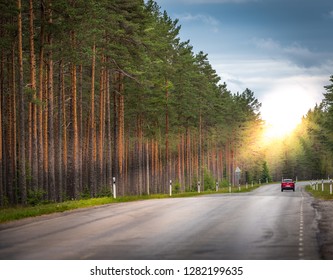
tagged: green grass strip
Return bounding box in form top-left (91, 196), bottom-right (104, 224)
top-left (305, 183), bottom-right (333, 200)
top-left (0, 184), bottom-right (261, 224)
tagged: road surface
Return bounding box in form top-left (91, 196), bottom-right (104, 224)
top-left (0, 182), bottom-right (320, 259)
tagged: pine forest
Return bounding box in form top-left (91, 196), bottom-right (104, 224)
top-left (1, 0), bottom-right (332, 206)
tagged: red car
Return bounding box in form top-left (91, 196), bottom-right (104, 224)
top-left (281, 179), bottom-right (295, 192)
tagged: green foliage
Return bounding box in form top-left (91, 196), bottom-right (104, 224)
top-left (220, 179), bottom-right (231, 188)
top-left (172, 182), bottom-right (181, 194)
top-left (204, 169), bottom-right (215, 191)
top-left (261, 161), bottom-right (272, 183)
top-left (27, 189), bottom-right (48, 206)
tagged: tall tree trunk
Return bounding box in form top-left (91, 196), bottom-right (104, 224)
top-left (43, 65), bottom-right (48, 197)
top-left (6, 45), bottom-right (17, 204)
top-left (17, 0), bottom-right (27, 204)
top-left (47, 3), bottom-right (56, 201)
top-left (57, 59), bottom-right (64, 201)
top-left (116, 72), bottom-right (125, 196)
top-left (146, 140), bottom-right (150, 195)
top-left (177, 133), bottom-right (182, 191)
top-left (78, 64), bottom-right (83, 194)
top-left (37, 1), bottom-right (45, 193)
top-left (98, 59), bottom-right (106, 190)
top-left (89, 43), bottom-right (97, 197)
top-left (105, 67), bottom-right (112, 191)
top-left (29, 0), bottom-right (38, 191)
top-left (137, 115), bottom-right (143, 195)
top-left (119, 73), bottom-right (125, 195)
top-left (112, 72), bottom-right (119, 194)
top-left (165, 79), bottom-right (169, 193)
top-left (61, 61), bottom-right (67, 198)
top-left (71, 61), bottom-right (79, 199)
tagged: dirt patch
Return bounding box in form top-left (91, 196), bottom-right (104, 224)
top-left (313, 199), bottom-right (333, 259)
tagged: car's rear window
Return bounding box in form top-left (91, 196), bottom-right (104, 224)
top-left (283, 179), bottom-right (293, 182)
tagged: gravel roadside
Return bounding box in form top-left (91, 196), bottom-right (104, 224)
top-left (313, 199), bottom-right (333, 259)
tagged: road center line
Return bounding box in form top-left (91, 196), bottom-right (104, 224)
top-left (299, 189), bottom-right (305, 259)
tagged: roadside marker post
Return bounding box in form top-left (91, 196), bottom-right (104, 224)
top-left (198, 181), bottom-right (201, 193)
top-left (169, 180), bottom-right (172, 196)
top-left (112, 177), bottom-right (116, 199)
top-left (330, 179), bottom-right (332, 195)
top-left (322, 179), bottom-right (324, 192)
top-left (229, 183), bottom-right (231, 193)
top-left (216, 181), bottom-right (219, 192)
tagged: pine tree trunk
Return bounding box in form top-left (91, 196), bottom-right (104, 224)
top-left (17, 0), bottom-right (27, 204)
top-left (43, 66), bottom-right (49, 197)
top-left (165, 79), bottom-right (169, 193)
top-left (177, 133), bottom-right (182, 191)
top-left (146, 140), bottom-right (150, 195)
top-left (29, 0), bottom-right (38, 191)
top-left (61, 61), bottom-right (67, 198)
top-left (78, 64), bottom-right (83, 194)
top-left (112, 72), bottom-right (119, 194)
top-left (89, 43), bottom-right (97, 197)
top-left (71, 61), bottom-right (79, 199)
top-left (105, 67), bottom-right (112, 191)
top-left (6, 45), bottom-right (17, 204)
top-left (137, 115), bottom-right (143, 195)
top-left (118, 72), bottom-right (125, 195)
top-left (37, 1), bottom-right (45, 193)
top-left (57, 59), bottom-right (64, 201)
top-left (98, 61), bottom-right (106, 190)
top-left (47, 4), bottom-right (56, 201)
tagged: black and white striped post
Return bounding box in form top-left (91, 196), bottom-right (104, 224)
top-left (112, 177), bottom-right (116, 199)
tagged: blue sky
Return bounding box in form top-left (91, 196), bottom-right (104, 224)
top-left (152, 0), bottom-right (333, 136)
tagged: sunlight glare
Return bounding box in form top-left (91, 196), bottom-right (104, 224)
top-left (260, 85), bottom-right (313, 143)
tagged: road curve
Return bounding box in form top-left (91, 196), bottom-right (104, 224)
top-left (0, 182), bottom-right (320, 260)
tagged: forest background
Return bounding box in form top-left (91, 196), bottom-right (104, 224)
top-left (0, 0), bottom-right (332, 206)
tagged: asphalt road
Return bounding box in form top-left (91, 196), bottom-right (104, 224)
top-left (0, 182), bottom-right (320, 260)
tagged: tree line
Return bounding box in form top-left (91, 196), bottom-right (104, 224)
top-left (0, 0), bottom-right (264, 206)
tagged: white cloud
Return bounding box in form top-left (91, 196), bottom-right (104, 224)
top-left (178, 13), bottom-right (220, 26)
top-left (252, 37), bottom-right (331, 68)
top-left (176, 13), bottom-right (220, 33)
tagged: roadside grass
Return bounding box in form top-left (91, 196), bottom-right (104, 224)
top-left (0, 184), bottom-right (262, 224)
top-left (305, 183), bottom-right (333, 200)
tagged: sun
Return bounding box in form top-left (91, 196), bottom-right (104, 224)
top-left (260, 85), bottom-right (313, 143)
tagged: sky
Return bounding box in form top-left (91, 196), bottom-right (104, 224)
top-left (152, 0), bottom-right (333, 138)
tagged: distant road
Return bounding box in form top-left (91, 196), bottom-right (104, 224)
top-left (0, 182), bottom-right (320, 260)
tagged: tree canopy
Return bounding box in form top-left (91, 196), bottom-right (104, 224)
top-left (1, 0), bottom-right (269, 206)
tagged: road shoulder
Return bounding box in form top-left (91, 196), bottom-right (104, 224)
top-left (313, 199), bottom-right (333, 259)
